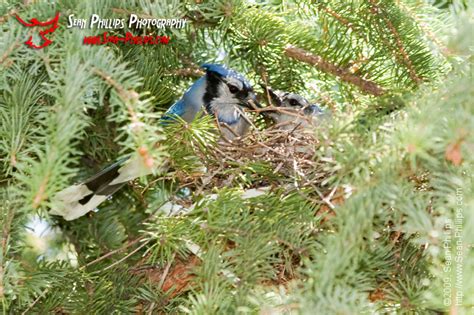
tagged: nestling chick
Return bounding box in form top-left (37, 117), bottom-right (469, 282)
top-left (261, 85), bottom-right (325, 130)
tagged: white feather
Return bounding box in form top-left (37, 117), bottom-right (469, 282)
top-left (110, 155), bottom-right (153, 185)
top-left (51, 156), bottom-right (154, 221)
top-left (54, 194), bottom-right (109, 221)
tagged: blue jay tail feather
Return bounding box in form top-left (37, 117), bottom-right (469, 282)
top-left (51, 156), bottom-right (153, 220)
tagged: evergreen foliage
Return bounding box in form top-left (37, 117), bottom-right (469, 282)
top-left (0, 0), bottom-right (472, 314)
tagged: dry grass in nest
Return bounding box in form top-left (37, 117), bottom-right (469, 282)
top-left (186, 122), bottom-right (329, 194)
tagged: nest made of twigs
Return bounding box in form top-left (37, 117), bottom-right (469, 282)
top-left (173, 120), bottom-right (328, 194)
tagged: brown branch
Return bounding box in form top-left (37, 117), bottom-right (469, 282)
top-left (284, 45), bottom-right (386, 96)
top-left (321, 6), bottom-right (353, 30)
top-left (33, 175), bottom-right (49, 208)
top-left (172, 68), bottom-right (204, 78)
top-left (368, 0), bottom-right (423, 85)
top-left (0, 40), bottom-right (21, 66)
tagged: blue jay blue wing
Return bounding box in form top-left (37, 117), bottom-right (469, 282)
top-left (160, 99), bottom-right (187, 125)
top-left (161, 97), bottom-right (204, 125)
top-left (165, 99), bottom-right (186, 117)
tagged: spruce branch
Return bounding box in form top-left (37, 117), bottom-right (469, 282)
top-left (92, 68), bottom-right (141, 124)
top-left (368, 0), bottom-right (423, 85)
top-left (81, 194), bottom-right (182, 270)
top-left (284, 45), bottom-right (386, 96)
top-left (0, 203), bottom-right (14, 300)
top-left (20, 288), bottom-right (49, 315)
top-left (1, 1), bottom-right (468, 313)
top-left (99, 239), bottom-right (151, 273)
top-left (397, 2), bottom-right (453, 57)
top-left (82, 236), bottom-right (146, 270)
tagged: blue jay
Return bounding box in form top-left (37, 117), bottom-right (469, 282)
top-left (262, 86), bottom-right (325, 130)
top-left (51, 64), bottom-right (260, 220)
top-left (163, 64), bottom-right (260, 139)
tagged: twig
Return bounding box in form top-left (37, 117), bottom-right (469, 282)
top-left (158, 253), bottom-right (176, 289)
top-left (251, 106), bottom-right (314, 120)
top-left (21, 288), bottom-right (49, 315)
top-left (321, 6), bottom-right (353, 30)
top-left (172, 68), bottom-right (204, 78)
top-left (218, 122), bottom-right (240, 140)
top-left (92, 68), bottom-right (141, 124)
top-left (0, 40), bottom-right (21, 66)
top-left (284, 45), bottom-right (386, 96)
top-left (234, 106), bottom-right (259, 131)
top-left (147, 303), bottom-right (156, 315)
top-left (82, 237), bottom-right (145, 269)
top-left (0, 9), bottom-right (17, 25)
top-left (98, 239), bottom-right (151, 273)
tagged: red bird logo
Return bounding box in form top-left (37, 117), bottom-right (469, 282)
top-left (15, 12), bottom-right (60, 49)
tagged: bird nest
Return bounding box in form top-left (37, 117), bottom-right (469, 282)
top-left (178, 122), bottom-right (327, 194)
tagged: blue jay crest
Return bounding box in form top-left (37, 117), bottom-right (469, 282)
top-left (201, 64), bottom-right (253, 92)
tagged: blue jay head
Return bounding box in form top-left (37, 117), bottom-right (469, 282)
top-left (264, 86), bottom-right (323, 114)
top-left (262, 85), bottom-right (325, 127)
top-left (201, 64), bottom-right (260, 114)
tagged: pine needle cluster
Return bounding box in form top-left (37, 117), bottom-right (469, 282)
top-left (0, 0), bottom-right (472, 314)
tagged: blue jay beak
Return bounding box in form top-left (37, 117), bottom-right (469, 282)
top-left (305, 104), bottom-right (328, 119)
top-left (244, 91), bottom-right (262, 110)
top-left (309, 104), bottom-right (323, 114)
